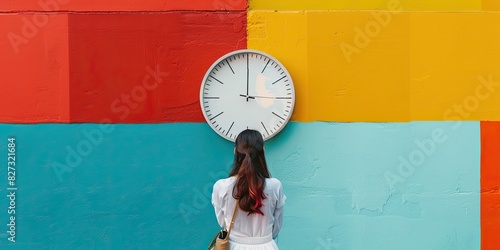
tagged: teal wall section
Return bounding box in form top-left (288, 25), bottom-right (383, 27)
top-left (274, 122), bottom-right (480, 249)
top-left (0, 122), bottom-right (479, 249)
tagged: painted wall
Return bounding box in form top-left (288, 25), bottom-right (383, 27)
top-left (0, 0), bottom-right (499, 249)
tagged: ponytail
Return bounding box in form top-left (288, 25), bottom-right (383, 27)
top-left (229, 130), bottom-right (270, 215)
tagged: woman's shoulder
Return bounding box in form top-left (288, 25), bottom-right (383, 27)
top-left (213, 176), bottom-right (237, 189)
top-left (265, 178), bottom-right (283, 188)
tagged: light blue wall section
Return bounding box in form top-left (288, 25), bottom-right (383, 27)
top-left (0, 122), bottom-right (480, 249)
top-left (272, 122), bottom-right (480, 250)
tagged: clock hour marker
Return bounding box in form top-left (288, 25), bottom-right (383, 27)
top-left (226, 121), bottom-right (235, 136)
top-left (226, 59), bottom-right (235, 74)
top-left (210, 111), bottom-right (224, 121)
top-left (204, 96), bottom-right (220, 99)
top-left (261, 59), bottom-right (270, 73)
top-left (261, 122), bottom-right (269, 136)
top-left (209, 75), bottom-right (224, 85)
top-left (271, 76), bottom-right (286, 85)
top-left (272, 112), bottom-right (285, 121)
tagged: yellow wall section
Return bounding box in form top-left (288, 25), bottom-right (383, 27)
top-left (483, 0), bottom-right (500, 11)
top-left (249, 0), bottom-right (481, 11)
top-left (411, 13), bottom-right (500, 121)
top-left (308, 11), bottom-right (410, 122)
top-left (248, 11), bottom-right (500, 122)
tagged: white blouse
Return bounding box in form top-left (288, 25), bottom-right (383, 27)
top-left (212, 176), bottom-right (286, 249)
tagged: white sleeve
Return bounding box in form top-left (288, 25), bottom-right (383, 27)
top-left (272, 181), bottom-right (286, 238)
top-left (212, 181), bottom-right (225, 228)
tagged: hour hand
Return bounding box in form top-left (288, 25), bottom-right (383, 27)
top-left (239, 94), bottom-right (255, 99)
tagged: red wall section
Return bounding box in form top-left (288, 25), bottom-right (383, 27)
top-left (480, 121), bottom-right (500, 250)
top-left (0, 14), bottom-right (70, 123)
top-left (68, 13), bottom-right (246, 123)
top-left (0, 0), bottom-right (246, 12)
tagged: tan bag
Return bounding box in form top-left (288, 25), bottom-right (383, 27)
top-left (208, 201), bottom-right (239, 250)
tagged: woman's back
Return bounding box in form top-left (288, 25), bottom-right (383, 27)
top-left (212, 176), bottom-right (286, 239)
top-left (211, 129), bottom-right (286, 249)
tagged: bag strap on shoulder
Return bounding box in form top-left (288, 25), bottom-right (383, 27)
top-left (226, 200), bottom-right (239, 239)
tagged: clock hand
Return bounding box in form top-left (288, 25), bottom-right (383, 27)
top-left (246, 54), bottom-right (249, 102)
top-left (239, 94), bottom-right (291, 100)
top-left (239, 94), bottom-right (255, 99)
top-left (253, 96), bottom-right (292, 99)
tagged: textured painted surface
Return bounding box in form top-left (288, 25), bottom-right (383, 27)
top-left (0, 12), bottom-right (246, 123)
top-left (68, 13), bottom-right (246, 123)
top-left (410, 13), bottom-right (500, 121)
top-left (0, 0), bottom-right (496, 249)
top-left (248, 11), bottom-right (500, 122)
top-left (249, 0), bottom-right (481, 11)
top-left (482, 0), bottom-right (500, 11)
top-left (4, 11), bottom-right (500, 123)
top-left (0, 122), bottom-right (480, 249)
top-left (307, 11), bottom-right (410, 122)
top-left (274, 122), bottom-right (479, 250)
top-left (0, 0), bottom-right (246, 11)
top-left (0, 14), bottom-right (70, 123)
top-left (0, 123), bottom-right (232, 249)
top-left (480, 121), bottom-right (500, 250)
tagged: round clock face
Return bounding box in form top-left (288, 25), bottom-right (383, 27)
top-left (200, 49), bottom-right (295, 142)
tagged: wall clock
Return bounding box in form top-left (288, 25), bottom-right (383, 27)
top-left (200, 49), bottom-right (295, 142)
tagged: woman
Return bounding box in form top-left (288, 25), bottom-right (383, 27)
top-left (212, 129), bottom-right (286, 250)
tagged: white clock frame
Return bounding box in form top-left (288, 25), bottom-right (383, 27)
top-left (200, 49), bottom-right (295, 142)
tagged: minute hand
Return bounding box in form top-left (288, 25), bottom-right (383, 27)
top-left (246, 55), bottom-right (249, 102)
top-left (239, 94), bottom-right (291, 100)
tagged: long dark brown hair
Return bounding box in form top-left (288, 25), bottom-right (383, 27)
top-left (230, 129), bottom-right (271, 215)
